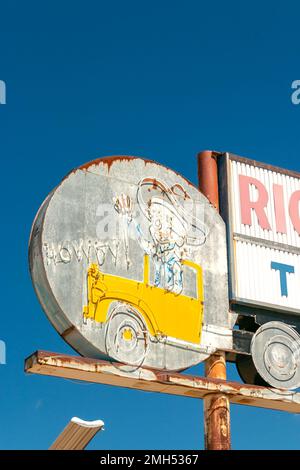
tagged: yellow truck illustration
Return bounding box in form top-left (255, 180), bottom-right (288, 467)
top-left (83, 255), bottom-right (204, 351)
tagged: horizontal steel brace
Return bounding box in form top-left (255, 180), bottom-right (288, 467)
top-left (24, 351), bottom-right (300, 414)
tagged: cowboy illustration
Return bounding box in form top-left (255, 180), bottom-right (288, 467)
top-left (114, 177), bottom-right (207, 295)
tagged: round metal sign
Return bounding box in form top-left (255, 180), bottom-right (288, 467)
top-left (29, 156), bottom-right (228, 371)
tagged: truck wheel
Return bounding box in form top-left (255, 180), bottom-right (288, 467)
top-left (251, 321), bottom-right (300, 390)
top-left (105, 302), bottom-right (149, 367)
top-left (236, 354), bottom-right (268, 386)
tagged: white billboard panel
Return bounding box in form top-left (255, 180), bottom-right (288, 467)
top-left (221, 154), bottom-right (300, 313)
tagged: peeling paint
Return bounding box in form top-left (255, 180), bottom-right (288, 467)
top-left (25, 351), bottom-right (300, 414)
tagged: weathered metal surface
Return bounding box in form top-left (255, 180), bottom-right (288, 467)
top-left (29, 155), bottom-right (231, 371)
top-left (204, 394), bottom-right (230, 450)
top-left (25, 351), bottom-right (300, 414)
top-left (232, 329), bottom-right (253, 355)
top-left (219, 153), bottom-right (300, 314)
top-left (251, 321), bottom-right (300, 389)
top-left (198, 151), bottom-right (231, 451)
top-left (203, 352), bottom-right (231, 450)
top-left (197, 150), bottom-right (220, 211)
top-left (228, 153), bottom-right (300, 181)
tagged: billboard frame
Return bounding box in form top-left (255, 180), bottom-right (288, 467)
top-left (218, 152), bottom-right (300, 317)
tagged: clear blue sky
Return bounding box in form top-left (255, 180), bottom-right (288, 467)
top-left (0, 0), bottom-right (300, 450)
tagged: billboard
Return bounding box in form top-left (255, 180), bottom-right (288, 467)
top-left (29, 156), bottom-right (231, 372)
top-left (219, 153), bottom-right (300, 314)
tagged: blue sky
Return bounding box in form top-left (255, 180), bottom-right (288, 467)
top-left (0, 0), bottom-right (300, 450)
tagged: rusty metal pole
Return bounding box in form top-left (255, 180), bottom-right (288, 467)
top-left (197, 150), bottom-right (231, 450)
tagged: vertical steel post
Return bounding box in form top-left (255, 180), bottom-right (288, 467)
top-left (197, 150), bottom-right (231, 450)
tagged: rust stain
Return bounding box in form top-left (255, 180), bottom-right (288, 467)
top-left (204, 394), bottom-right (231, 450)
top-left (31, 351), bottom-right (284, 394)
top-left (34, 351), bottom-right (296, 401)
top-left (171, 183), bottom-right (191, 200)
top-left (78, 155), bottom-right (149, 172)
top-left (24, 351), bottom-right (300, 415)
top-left (61, 155), bottom-right (199, 191)
top-left (197, 150), bottom-right (220, 210)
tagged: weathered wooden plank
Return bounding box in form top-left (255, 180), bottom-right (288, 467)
top-left (49, 417), bottom-right (104, 450)
top-left (25, 351), bottom-right (300, 414)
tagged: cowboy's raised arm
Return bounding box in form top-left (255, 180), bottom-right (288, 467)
top-left (134, 221), bottom-right (155, 255)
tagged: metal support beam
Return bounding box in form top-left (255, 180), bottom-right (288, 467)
top-left (49, 417), bottom-right (104, 450)
top-left (198, 150), bottom-right (231, 450)
top-left (25, 351), bottom-right (300, 414)
top-left (197, 150), bottom-right (220, 211)
top-left (203, 353), bottom-right (231, 450)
